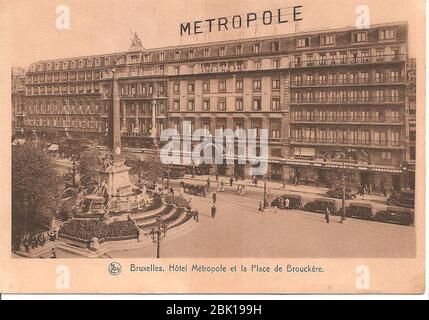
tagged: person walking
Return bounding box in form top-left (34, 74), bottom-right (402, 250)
top-left (206, 177), bottom-right (211, 190)
top-left (193, 210), bottom-right (199, 223)
top-left (212, 191), bottom-right (217, 204)
top-left (325, 206), bottom-right (331, 224)
top-left (50, 248), bottom-right (57, 259)
top-left (211, 205), bottom-right (217, 218)
top-left (215, 173), bottom-right (219, 182)
top-left (258, 201), bottom-right (264, 213)
top-left (229, 176), bottom-right (234, 187)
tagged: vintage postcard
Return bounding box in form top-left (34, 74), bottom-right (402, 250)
top-left (0, 0), bottom-right (425, 294)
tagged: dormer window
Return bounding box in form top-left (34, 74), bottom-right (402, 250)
top-left (254, 43), bottom-right (261, 53)
top-left (320, 34), bottom-right (335, 46)
top-left (219, 47), bottom-right (226, 56)
top-left (379, 28), bottom-right (396, 41)
top-left (352, 31), bottom-right (368, 43)
top-left (297, 37), bottom-right (310, 48)
top-left (143, 54), bottom-right (151, 63)
top-left (203, 48), bottom-right (210, 58)
top-left (272, 41), bottom-right (280, 52)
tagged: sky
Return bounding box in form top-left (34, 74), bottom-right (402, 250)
top-left (0, 0), bottom-right (423, 68)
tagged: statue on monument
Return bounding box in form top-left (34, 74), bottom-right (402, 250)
top-left (129, 30), bottom-right (143, 49)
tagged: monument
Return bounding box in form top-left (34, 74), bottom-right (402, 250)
top-left (100, 64), bottom-right (133, 198)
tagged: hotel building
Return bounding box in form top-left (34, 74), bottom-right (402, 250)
top-left (15, 22), bottom-right (413, 191)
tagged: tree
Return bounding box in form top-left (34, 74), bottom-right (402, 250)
top-left (12, 142), bottom-right (62, 237)
top-left (77, 147), bottom-right (102, 183)
top-left (139, 153), bottom-right (165, 184)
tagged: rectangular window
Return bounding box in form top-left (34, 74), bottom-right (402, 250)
top-left (272, 97), bottom-right (281, 111)
top-left (203, 81), bottom-right (210, 92)
top-left (273, 59), bottom-right (280, 69)
top-left (159, 52), bottom-right (165, 61)
top-left (236, 79), bottom-right (243, 91)
top-left (187, 100), bottom-right (195, 111)
top-left (236, 45), bottom-right (243, 54)
top-left (218, 80), bottom-right (226, 92)
top-left (320, 34), bottom-right (335, 46)
top-left (173, 100), bottom-right (180, 111)
top-left (173, 83), bottom-right (180, 94)
top-left (236, 98), bottom-right (243, 111)
top-left (254, 60), bottom-right (261, 70)
top-left (272, 78), bottom-right (280, 90)
top-left (218, 99), bottom-right (226, 111)
top-left (188, 50), bottom-right (194, 59)
top-left (252, 97), bottom-right (261, 111)
top-left (253, 79), bottom-right (261, 91)
top-left (188, 83), bottom-right (194, 93)
top-left (174, 51), bottom-right (180, 60)
top-left (380, 28), bottom-right (396, 40)
top-left (203, 99), bottom-right (210, 111)
top-left (297, 37), bottom-right (310, 48)
top-left (352, 32), bottom-right (368, 43)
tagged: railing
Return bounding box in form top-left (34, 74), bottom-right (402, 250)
top-left (291, 95), bottom-right (405, 104)
top-left (290, 137), bottom-right (404, 147)
top-left (291, 116), bottom-right (403, 124)
top-left (289, 54), bottom-right (406, 68)
top-left (121, 93), bottom-right (166, 99)
top-left (290, 77), bottom-right (405, 87)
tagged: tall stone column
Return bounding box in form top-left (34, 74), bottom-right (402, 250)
top-left (112, 68), bottom-right (123, 163)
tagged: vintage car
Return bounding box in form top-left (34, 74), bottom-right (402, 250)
top-left (345, 203), bottom-right (375, 221)
top-left (387, 190), bottom-right (415, 208)
top-left (270, 194), bottom-right (302, 209)
top-left (375, 206), bottom-right (414, 226)
top-left (303, 198), bottom-right (337, 215)
top-left (179, 182), bottom-right (207, 197)
top-left (326, 187), bottom-right (357, 200)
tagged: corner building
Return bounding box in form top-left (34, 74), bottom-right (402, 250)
top-left (19, 22), bottom-right (412, 191)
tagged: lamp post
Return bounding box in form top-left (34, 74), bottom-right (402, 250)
top-left (166, 164), bottom-right (171, 189)
top-left (150, 216), bottom-right (168, 258)
top-left (71, 157), bottom-right (77, 188)
top-left (263, 174), bottom-right (268, 208)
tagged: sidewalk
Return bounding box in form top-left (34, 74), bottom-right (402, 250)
top-left (181, 174), bottom-right (329, 195)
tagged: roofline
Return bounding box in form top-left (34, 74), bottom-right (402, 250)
top-left (30, 21), bottom-right (408, 65)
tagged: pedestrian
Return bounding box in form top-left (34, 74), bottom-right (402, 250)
top-left (51, 248), bottom-right (57, 259)
top-left (216, 173), bottom-right (219, 182)
top-left (220, 181), bottom-right (225, 192)
top-left (229, 176), bottom-right (234, 187)
top-left (212, 191), bottom-right (217, 204)
top-left (285, 198), bottom-right (290, 210)
top-left (193, 210), bottom-right (199, 222)
top-left (294, 176), bottom-right (298, 187)
top-left (258, 201), bottom-right (264, 213)
top-left (206, 177), bottom-right (211, 189)
top-left (267, 189), bottom-right (271, 207)
top-left (369, 184), bottom-right (373, 195)
top-left (211, 205), bottom-right (217, 218)
top-left (169, 186), bottom-right (174, 195)
top-left (325, 206), bottom-right (331, 224)
top-left (241, 185), bottom-right (245, 197)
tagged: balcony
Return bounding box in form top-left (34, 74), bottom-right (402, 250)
top-left (290, 95), bottom-right (405, 105)
top-left (291, 116), bottom-right (403, 125)
top-left (289, 54), bottom-right (406, 68)
top-left (290, 137), bottom-right (404, 149)
top-left (290, 77), bottom-right (405, 87)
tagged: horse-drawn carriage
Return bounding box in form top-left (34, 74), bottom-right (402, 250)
top-left (180, 182), bottom-right (207, 197)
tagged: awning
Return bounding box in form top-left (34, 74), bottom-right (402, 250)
top-left (48, 144), bottom-right (59, 151)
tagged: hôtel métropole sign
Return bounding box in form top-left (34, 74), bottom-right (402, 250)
top-left (180, 5), bottom-right (303, 36)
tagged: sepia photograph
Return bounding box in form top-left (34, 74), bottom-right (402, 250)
top-left (0, 0), bottom-right (425, 294)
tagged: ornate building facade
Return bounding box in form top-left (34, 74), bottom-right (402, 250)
top-left (15, 22), bottom-right (414, 191)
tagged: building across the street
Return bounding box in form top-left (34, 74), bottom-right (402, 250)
top-left (13, 22), bottom-right (415, 192)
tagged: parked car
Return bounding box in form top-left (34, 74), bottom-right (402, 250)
top-left (303, 198), bottom-right (337, 214)
top-left (271, 194), bottom-right (302, 209)
top-left (345, 203), bottom-right (375, 221)
top-left (326, 187), bottom-right (357, 200)
top-left (387, 190), bottom-right (415, 208)
top-left (375, 206), bottom-right (414, 226)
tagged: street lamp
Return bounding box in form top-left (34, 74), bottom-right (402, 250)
top-left (263, 174), bottom-right (268, 208)
top-left (150, 216), bottom-right (168, 258)
top-left (191, 160), bottom-right (195, 178)
top-left (166, 164), bottom-right (171, 189)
